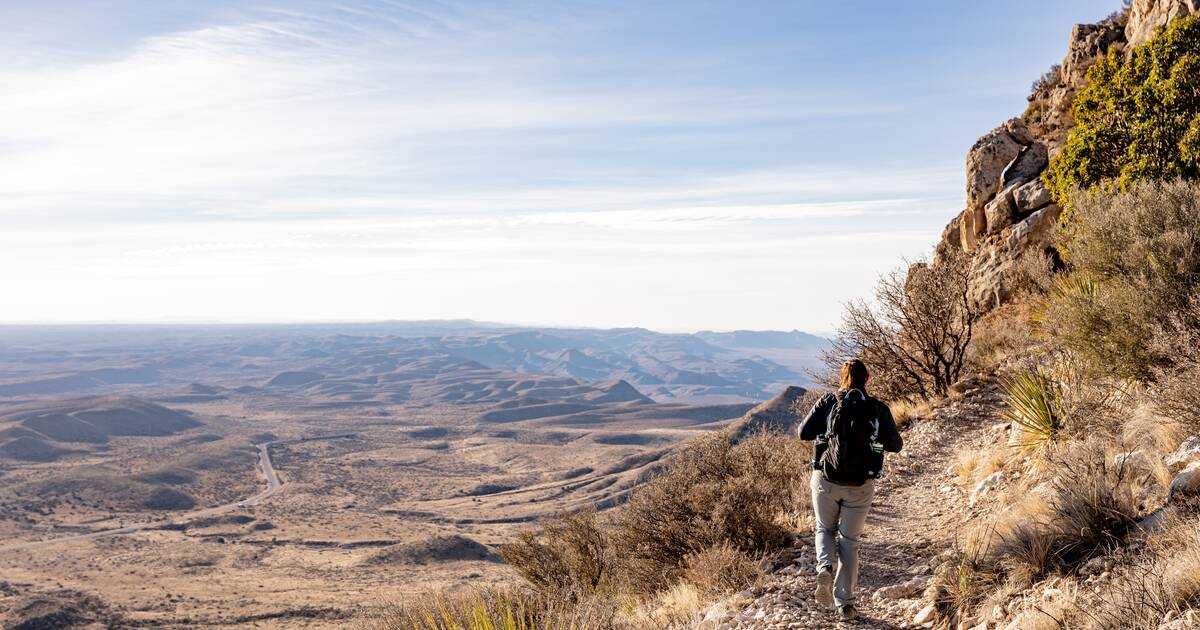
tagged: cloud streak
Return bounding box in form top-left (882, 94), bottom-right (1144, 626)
top-left (0, 1), bottom-right (966, 331)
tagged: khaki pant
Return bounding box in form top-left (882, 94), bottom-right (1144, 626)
top-left (811, 470), bottom-right (875, 606)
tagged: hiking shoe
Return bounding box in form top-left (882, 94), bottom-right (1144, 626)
top-left (838, 605), bottom-right (859, 621)
top-left (814, 567), bottom-right (833, 606)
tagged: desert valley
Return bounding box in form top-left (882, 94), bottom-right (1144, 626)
top-left (0, 323), bottom-right (826, 627)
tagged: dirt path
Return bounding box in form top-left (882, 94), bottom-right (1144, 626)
top-left (0, 433), bottom-right (356, 553)
top-left (708, 380), bottom-right (1006, 629)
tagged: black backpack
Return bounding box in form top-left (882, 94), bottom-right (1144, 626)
top-left (815, 389), bottom-right (884, 485)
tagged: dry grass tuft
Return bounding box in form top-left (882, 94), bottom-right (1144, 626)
top-left (680, 542), bottom-right (763, 598)
top-left (953, 444), bottom-right (1010, 488)
top-left (968, 299), bottom-right (1042, 368)
top-left (891, 397), bottom-right (936, 429)
top-left (931, 442), bottom-right (1143, 624)
top-left (628, 582), bottom-right (705, 629)
top-left (1082, 517), bottom-right (1200, 629)
top-left (360, 586), bottom-right (627, 630)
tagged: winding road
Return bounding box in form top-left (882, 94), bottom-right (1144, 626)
top-left (0, 433), bottom-right (355, 553)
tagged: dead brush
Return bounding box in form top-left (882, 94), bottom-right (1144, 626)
top-left (931, 442), bottom-right (1145, 625)
top-left (1076, 516), bottom-right (1200, 629)
top-left (500, 431), bottom-right (807, 603)
top-left (500, 509), bottom-right (614, 599)
top-left (613, 431), bottom-right (808, 592)
top-left (1043, 444), bottom-right (1141, 568)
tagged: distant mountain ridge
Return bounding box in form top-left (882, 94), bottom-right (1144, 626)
top-left (0, 323), bottom-right (829, 404)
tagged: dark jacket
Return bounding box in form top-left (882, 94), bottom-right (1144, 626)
top-left (797, 390), bottom-right (903, 453)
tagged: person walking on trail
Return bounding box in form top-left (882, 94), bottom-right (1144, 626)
top-left (798, 359), bottom-right (903, 622)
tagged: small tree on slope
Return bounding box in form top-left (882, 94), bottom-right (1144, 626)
top-left (823, 249), bottom-right (981, 401)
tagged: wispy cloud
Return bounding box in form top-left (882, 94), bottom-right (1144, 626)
top-left (0, 1), bottom-right (966, 330)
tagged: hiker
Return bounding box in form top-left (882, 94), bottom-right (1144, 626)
top-left (798, 359), bottom-right (903, 621)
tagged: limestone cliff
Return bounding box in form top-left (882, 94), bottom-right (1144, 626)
top-left (935, 0), bottom-right (1198, 310)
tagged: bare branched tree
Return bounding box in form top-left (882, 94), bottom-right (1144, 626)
top-left (822, 249), bottom-right (981, 401)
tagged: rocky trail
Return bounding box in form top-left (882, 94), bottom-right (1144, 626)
top-left (701, 379), bottom-right (1007, 629)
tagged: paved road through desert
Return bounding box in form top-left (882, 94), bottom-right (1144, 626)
top-left (0, 433), bottom-right (356, 553)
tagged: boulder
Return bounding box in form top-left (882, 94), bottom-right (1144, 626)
top-left (936, 214), bottom-right (963, 259)
top-left (1064, 21), bottom-right (1127, 86)
top-left (1000, 143), bottom-right (1049, 189)
top-left (913, 603), bottom-right (938, 627)
top-left (1127, 0), bottom-right (1200, 49)
top-left (1169, 461), bottom-right (1200, 503)
top-left (1014, 179), bottom-right (1052, 212)
top-left (968, 243), bottom-right (1015, 310)
top-left (962, 206), bottom-right (986, 249)
top-left (984, 184), bottom-right (1020, 234)
top-left (697, 603), bottom-right (730, 630)
top-left (1005, 117), bottom-right (1035, 146)
top-left (1006, 204), bottom-right (1062, 252)
top-left (966, 122), bottom-right (1025, 232)
top-left (1166, 436), bottom-right (1200, 467)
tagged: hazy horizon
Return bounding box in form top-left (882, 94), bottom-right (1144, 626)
top-left (0, 317), bottom-right (835, 338)
top-left (2, 0), bottom-right (1116, 331)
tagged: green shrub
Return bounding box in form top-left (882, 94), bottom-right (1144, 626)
top-left (1039, 181), bottom-right (1200, 379)
top-left (1045, 16), bottom-right (1200, 207)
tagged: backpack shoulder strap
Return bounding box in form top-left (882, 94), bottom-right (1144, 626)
top-left (823, 392), bottom-right (841, 439)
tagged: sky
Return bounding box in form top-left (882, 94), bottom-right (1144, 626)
top-left (0, 0), bottom-right (1118, 333)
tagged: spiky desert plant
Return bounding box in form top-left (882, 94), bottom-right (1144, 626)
top-left (1002, 368), bottom-right (1065, 449)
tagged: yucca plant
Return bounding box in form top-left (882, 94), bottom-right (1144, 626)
top-left (1001, 368), bottom-right (1065, 449)
top-left (1032, 272), bottom-right (1099, 329)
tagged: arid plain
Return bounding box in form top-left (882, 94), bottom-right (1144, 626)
top-left (0, 323), bottom-right (824, 628)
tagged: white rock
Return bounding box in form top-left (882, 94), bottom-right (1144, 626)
top-left (876, 575), bottom-right (932, 600)
top-left (1166, 436), bottom-right (1200, 467)
top-left (970, 471), bottom-right (1007, 506)
top-left (1169, 461), bottom-right (1200, 504)
top-left (1013, 178), bottom-right (1051, 212)
top-left (702, 603), bottom-right (729, 622)
top-left (1127, 0), bottom-right (1200, 49)
top-left (965, 121), bottom-right (1025, 238)
top-left (913, 603), bottom-right (938, 626)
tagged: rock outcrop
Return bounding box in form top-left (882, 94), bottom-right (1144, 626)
top-left (937, 117), bottom-right (1061, 309)
top-left (1127, 0), bottom-right (1200, 47)
top-left (935, 0), bottom-right (1198, 311)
